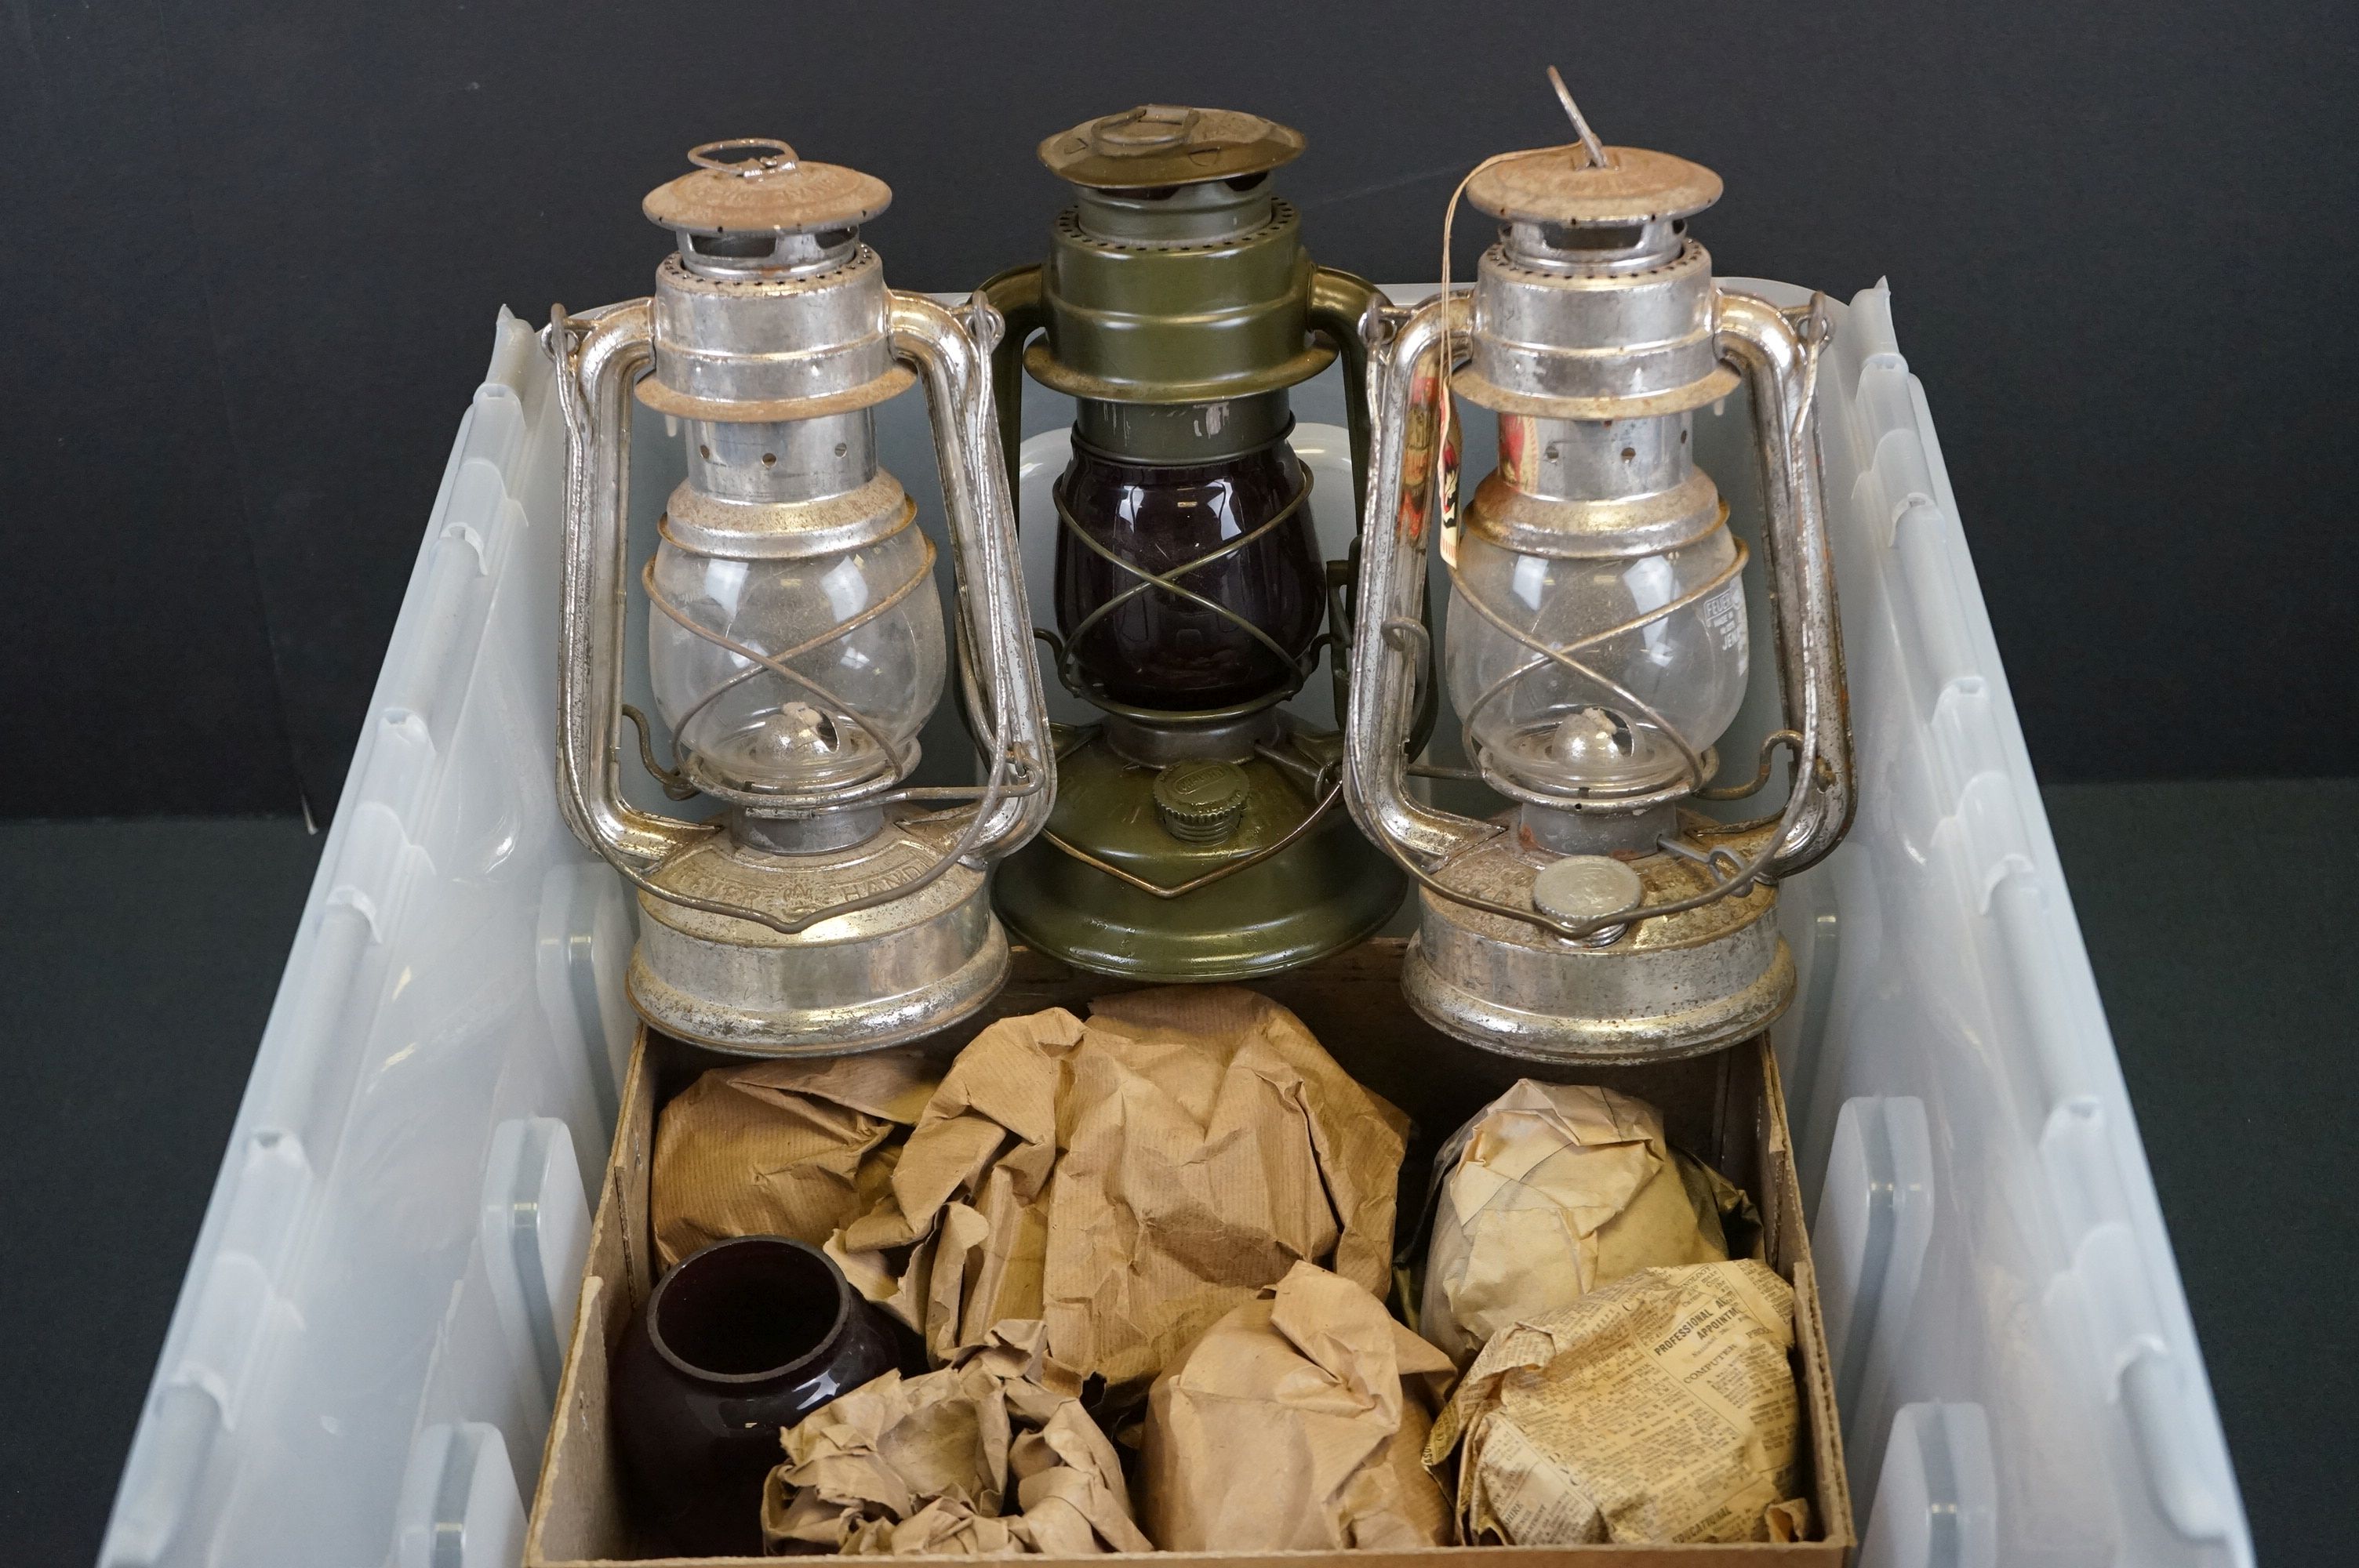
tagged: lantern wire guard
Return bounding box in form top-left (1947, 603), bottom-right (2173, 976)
top-left (1027, 465), bottom-right (1359, 899)
top-left (1342, 77), bottom-right (1856, 1061)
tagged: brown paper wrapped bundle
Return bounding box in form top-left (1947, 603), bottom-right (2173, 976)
top-left (1419, 1079), bottom-right (1757, 1366)
top-left (650, 1052), bottom-right (935, 1271)
top-left (761, 1319), bottom-right (1150, 1555)
top-left (1140, 1261), bottom-right (1456, 1551)
top-left (837, 988), bottom-right (1407, 1402)
top-left (1427, 1259), bottom-right (1812, 1545)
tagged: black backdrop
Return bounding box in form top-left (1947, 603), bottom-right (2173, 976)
top-left (5, 0), bottom-right (2354, 818)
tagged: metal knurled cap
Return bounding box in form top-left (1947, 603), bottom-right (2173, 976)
top-left (1532, 855), bottom-right (1644, 929)
top-left (1039, 105), bottom-right (1305, 190)
top-left (1153, 760), bottom-right (1252, 844)
top-left (1465, 144), bottom-right (1721, 227)
top-left (643, 138), bottom-right (892, 236)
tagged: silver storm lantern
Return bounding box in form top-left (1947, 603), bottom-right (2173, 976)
top-left (545, 140), bottom-right (1054, 1056)
top-left (1346, 111), bottom-right (1856, 1063)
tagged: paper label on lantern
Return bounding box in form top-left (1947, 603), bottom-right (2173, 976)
top-left (1400, 365), bottom-right (1459, 559)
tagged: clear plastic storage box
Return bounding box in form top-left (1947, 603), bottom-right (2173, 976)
top-left (101, 282), bottom-right (2252, 1568)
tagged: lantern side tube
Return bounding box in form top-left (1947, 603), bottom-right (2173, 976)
top-left (1343, 292), bottom-right (1496, 867)
top-left (549, 298), bottom-right (710, 869)
top-left (1714, 289), bottom-right (1856, 874)
top-left (889, 289), bottom-right (1056, 862)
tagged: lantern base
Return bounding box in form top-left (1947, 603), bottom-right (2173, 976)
top-left (1402, 811), bottom-right (1796, 1062)
top-left (991, 725), bottom-right (1404, 982)
top-left (627, 811), bottom-right (1009, 1056)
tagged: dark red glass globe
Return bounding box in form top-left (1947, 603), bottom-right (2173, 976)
top-left (1053, 439), bottom-right (1323, 711)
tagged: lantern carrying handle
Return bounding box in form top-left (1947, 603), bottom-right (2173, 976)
top-left (1343, 291), bottom-right (1507, 871)
top-left (548, 299), bottom-right (709, 870)
top-left (887, 288), bottom-right (1058, 862)
top-left (976, 264), bottom-right (1047, 524)
top-left (1714, 289), bottom-right (1856, 875)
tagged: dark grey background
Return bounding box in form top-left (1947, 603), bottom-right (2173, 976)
top-left (4, 0), bottom-right (2355, 817)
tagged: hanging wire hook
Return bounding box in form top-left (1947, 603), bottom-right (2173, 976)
top-left (1546, 66), bottom-right (1611, 170)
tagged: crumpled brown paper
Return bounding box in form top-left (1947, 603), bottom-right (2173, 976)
top-left (1419, 1079), bottom-right (1757, 1366)
top-left (1427, 1259), bottom-right (1811, 1545)
top-left (836, 988), bottom-right (1407, 1403)
top-left (1141, 1261), bottom-right (1456, 1552)
top-left (650, 1051), bottom-right (937, 1272)
top-left (761, 1319), bottom-right (1151, 1556)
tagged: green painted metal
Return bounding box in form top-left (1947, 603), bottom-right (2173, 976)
top-left (991, 730), bottom-right (1405, 982)
top-left (1029, 201), bottom-right (1332, 405)
top-left (974, 108), bottom-right (1398, 982)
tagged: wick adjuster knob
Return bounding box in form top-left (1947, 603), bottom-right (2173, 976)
top-left (1154, 760), bottom-right (1252, 844)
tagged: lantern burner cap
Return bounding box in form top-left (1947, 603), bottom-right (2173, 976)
top-left (642, 139), bottom-right (893, 237)
top-left (1466, 144), bottom-right (1721, 228)
top-left (1039, 105), bottom-right (1305, 189)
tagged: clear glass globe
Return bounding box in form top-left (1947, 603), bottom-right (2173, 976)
top-left (1445, 528), bottom-right (1748, 798)
top-left (648, 525), bottom-right (944, 796)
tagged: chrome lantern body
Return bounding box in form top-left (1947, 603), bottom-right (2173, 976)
top-left (1347, 125), bottom-right (1855, 1062)
top-left (547, 141), bottom-right (1053, 1056)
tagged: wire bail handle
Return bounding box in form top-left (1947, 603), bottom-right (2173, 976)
top-left (687, 137), bottom-right (800, 175)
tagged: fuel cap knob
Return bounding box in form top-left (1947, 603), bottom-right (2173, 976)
top-left (1153, 760), bottom-right (1252, 844)
top-left (1531, 855), bottom-right (1643, 944)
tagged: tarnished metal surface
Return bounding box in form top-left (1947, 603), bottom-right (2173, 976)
top-left (1714, 292), bottom-right (1856, 874)
top-left (1463, 143), bottom-right (1722, 227)
top-left (1402, 811), bottom-right (1795, 1063)
top-left (637, 246), bottom-right (914, 422)
top-left (1037, 105), bottom-right (1304, 190)
top-left (1343, 109), bottom-right (1856, 1062)
top-left (545, 143), bottom-right (1052, 1055)
top-left (628, 812), bottom-right (1005, 1057)
top-left (641, 139), bottom-right (892, 238)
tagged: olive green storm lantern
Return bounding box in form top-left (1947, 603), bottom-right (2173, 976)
top-left (981, 105), bottom-right (1405, 981)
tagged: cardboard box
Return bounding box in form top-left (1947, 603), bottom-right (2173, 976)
top-left (525, 939), bottom-right (1854, 1565)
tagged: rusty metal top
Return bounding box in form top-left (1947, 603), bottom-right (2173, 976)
top-left (1038, 105), bottom-right (1304, 189)
top-left (1465, 144), bottom-right (1722, 227)
top-left (642, 139), bottom-right (892, 235)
